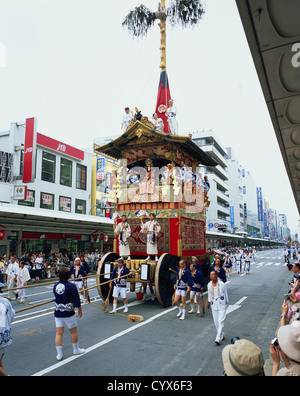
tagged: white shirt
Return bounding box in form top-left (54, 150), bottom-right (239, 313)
top-left (5, 262), bottom-right (19, 277)
top-left (207, 280), bottom-right (229, 310)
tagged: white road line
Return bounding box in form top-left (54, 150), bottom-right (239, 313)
top-left (32, 305), bottom-right (181, 376)
top-left (32, 289), bottom-right (246, 377)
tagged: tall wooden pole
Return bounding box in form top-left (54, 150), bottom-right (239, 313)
top-left (159, 0), bottom-right (166, 71)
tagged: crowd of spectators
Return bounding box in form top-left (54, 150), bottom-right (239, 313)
top-left (0, 249), bottom-right (108, 293)
top-left (219, 251), bottom-right (300, 376)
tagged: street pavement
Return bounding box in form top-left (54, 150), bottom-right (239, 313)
top-left (1, 248), bottom-right (293, 377)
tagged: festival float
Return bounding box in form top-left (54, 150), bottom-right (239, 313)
top-left (94, 0), bottom-right (217, 307)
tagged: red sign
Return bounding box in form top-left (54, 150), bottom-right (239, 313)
top-left (37, 133), bottom-right (84, 160)
top-left (23, 118), bottom-right (37, 183)
top-left (0, 230), bottom-right (5, 240)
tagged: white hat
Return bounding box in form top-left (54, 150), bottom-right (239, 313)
top-left (222, 339), bottom-right (264, 376)
top-left (277, 321), bottom-right (300, 362)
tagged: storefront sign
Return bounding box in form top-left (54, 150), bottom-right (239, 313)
top-left (59, 196), bottom-right (71, 212)
top-left (37, 133), bottom-right (84, 160)
top-left (23, 117), bottom-right (37, 183)
top-left (13, 185), bottom-right (27, 200)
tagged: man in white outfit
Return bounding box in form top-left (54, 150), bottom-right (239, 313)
top-left (121, 107), bottom-right (133, 131)
top-left (206, 270), bottom-right (229, 345)
top-left (114, 215), bottom-right (131, 260)
top-left (140, 213), bottom-right (161, 261)
top-left (5, 256), bottom-right (19, 299)
top-left (166, 99), bottom-right (178, 134)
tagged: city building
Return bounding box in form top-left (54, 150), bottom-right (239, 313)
top-left (0, 118), bottom-right (113, 257)
top-left (90, 152), bottom-right (120, 252)
top-left (193, 131), bottom-right (230, 232)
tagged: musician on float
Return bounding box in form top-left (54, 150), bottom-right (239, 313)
top-left (114, 215), bottom-right (131, 261)
top-left (140, 213), bottom-right (161, 261)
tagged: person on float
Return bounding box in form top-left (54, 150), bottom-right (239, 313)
top-left (114, 215), bottom-right (131, 261)
top-left (121, 107), bottom-right (133, 131)
top-left (166, 99), bottom-right (178, 134)
top-left (140, 213), bottom-right (161, 261)
top-left (150, 112), bottom-right (164, 132)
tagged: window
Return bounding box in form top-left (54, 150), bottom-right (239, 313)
top-left (59, 196), bottom-right (71, 212)
top-left (76, 164), bottom-right (87, 190)
top-left (75, 199), bottom-right (86, 214)
top-left (60, 158), bottom-right (72, 187)
top-left (18, 189), bottom-right (35, 207)
top-left (41, 152), bottom-right (56, 183)
top-left (40, 192), bottom-right (54, 210)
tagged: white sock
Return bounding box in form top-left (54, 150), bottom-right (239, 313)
top-left (72, 342), bottom-right (84, 354)
top-left (113, 304), bottom-right (117, 312)
top-left (56, 346), bottom-right (63, 360)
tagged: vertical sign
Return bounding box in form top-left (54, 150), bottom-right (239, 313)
top-left (230, 206), bottom-right (235, 228)
top-left (256, 187), bottom-right (263, 221)
top-left (23, 117), bottom-right (37, 183)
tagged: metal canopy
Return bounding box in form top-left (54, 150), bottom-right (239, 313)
top-left (0, 204), bottom-right (114, 236)
top-left (236, 0), bottom-right (300, 214)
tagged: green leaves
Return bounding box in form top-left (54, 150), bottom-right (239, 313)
top-left (122, 1), bottom-right (205, 38)
top-left (167, 0), bottom-right (205, 28)
top-left (122, 5), bottom-right (156, 37)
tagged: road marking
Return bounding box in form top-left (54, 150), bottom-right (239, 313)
top-left (32, 304), bottom-right (181, 376)
top-left (227, 296), bottom-right (247, 314)
top-left (31, 289), bottom-right (247, 376)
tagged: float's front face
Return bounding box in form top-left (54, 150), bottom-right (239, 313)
top-left (96, 120), bottom-right (214, 307)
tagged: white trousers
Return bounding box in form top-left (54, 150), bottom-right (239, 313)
top-left (168, 117), bottom-right (178, 134)
top-left (17, 283), bottom-right (26, 302)
top-left (7, 275), bottom-right (16, 299)
top-left (212, 308), bottom-right (227, 341)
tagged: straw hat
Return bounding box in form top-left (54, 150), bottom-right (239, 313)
top-left (277, 321), bottom-right (300, 362)
top-left (222, 339), bottom-right (264, 376)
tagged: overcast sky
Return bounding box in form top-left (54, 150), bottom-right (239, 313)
top-left (0, 0), bottom-right (298, 234)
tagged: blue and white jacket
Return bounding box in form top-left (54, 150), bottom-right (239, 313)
top-left (111, 266), bottom-right (131, 288)
top-left (188, 270), bottom-right (205, 292)
top-left (174, 267), bottom-right (190, 290)
top-left (53, 281), bottom-right (81, 318)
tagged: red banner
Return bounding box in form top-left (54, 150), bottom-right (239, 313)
top-left (23, 118), bottom-right (37, 183)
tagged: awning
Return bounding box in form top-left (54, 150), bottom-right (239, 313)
top-left (0, 203), bottom-right (114, 236)
top-left (236, 0), bottom-right (300, 214)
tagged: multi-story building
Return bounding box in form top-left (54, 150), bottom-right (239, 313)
top-left (192, 131), bottom-right (230, 232)
top-left (90, 151), bottom-right (120, 252)
top-left (0, 118), bottom-right (113, 256)
top-left (226, 148), bottom-right (245, 234)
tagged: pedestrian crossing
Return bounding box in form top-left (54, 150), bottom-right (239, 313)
top-left (252, 259), bottom-right (286, 268)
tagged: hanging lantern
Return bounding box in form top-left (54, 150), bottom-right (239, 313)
top-left (0, 230), bottom-right (5, 240)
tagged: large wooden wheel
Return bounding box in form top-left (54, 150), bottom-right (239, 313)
top-left (96, 252), bottom-right (119, 302)
top-left (155, 253), bottom-right (179, 307)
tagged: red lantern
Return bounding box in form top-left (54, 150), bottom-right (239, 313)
top-left (100, 233), bottom-right (104, 240)
top-left (0, 230), bottom-right (5, 240)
